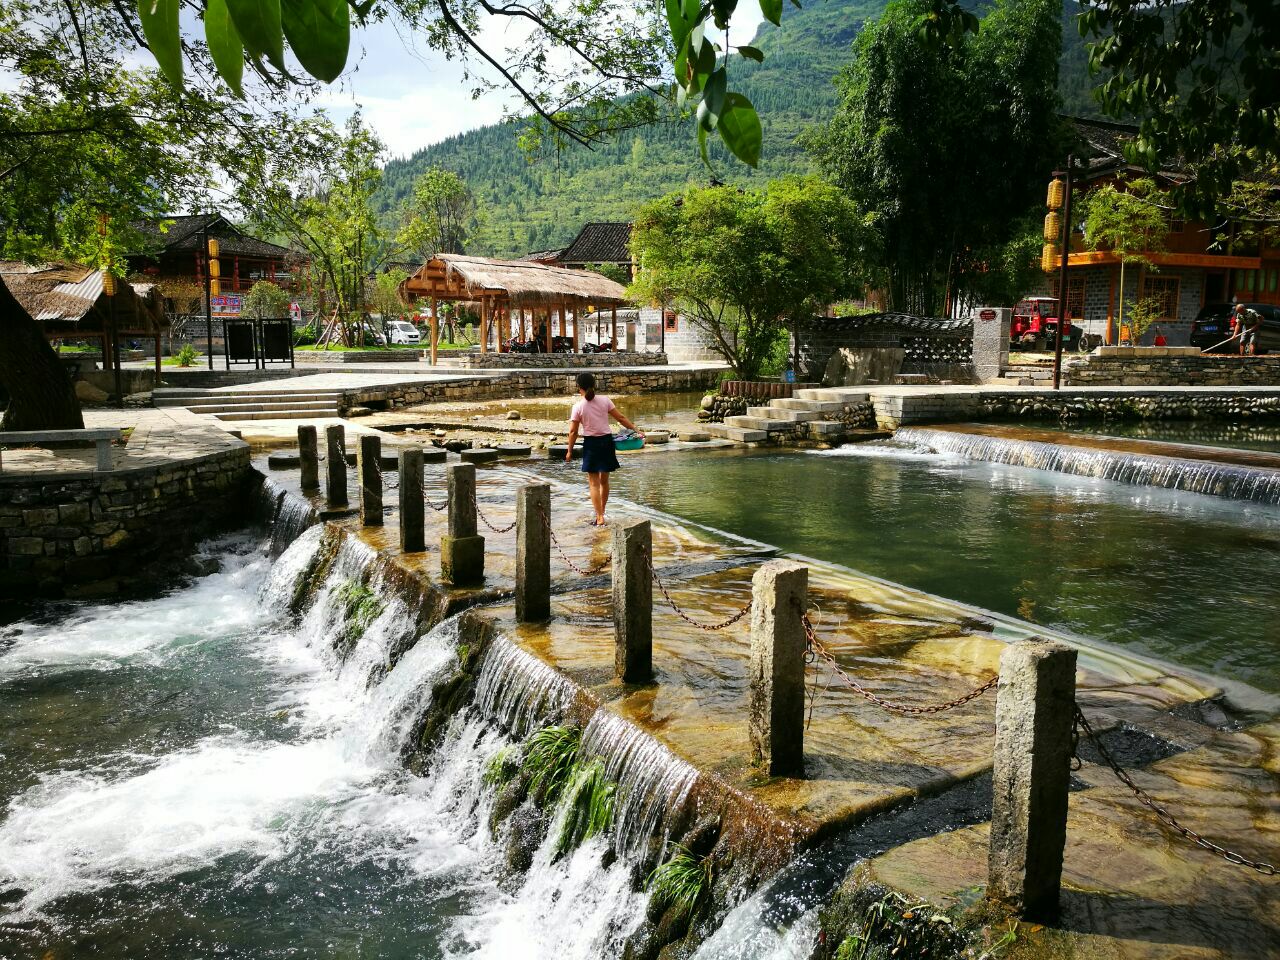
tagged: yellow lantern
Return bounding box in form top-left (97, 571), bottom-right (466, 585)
top-left (1046, 178), bottom-right (1065, 211)
top-left (1043, 211), bottom-right (1061, 243)
top-left (210, 278), bottom-right (221, 296)
top-left (207, 237), bottom-right (220, 258)
top-left (208, 257), bottom-right (220, 278)
top-left (1041, 243), bottom-right (1061, 273)
top-left (101, 270), bottom-right (117, 297)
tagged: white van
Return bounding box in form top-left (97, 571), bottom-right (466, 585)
top-left (386, 320), bottom-right (421, 345)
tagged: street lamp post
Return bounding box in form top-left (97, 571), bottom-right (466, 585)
top-left (1052, 154), bottom-right (1075, 391)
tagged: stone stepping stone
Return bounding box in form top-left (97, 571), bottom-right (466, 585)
top-left (676, 430), bottom-right (711, 442)
top-left (267, 451), bottom-right (300, 469)
top-left (460, 448), bottom-right (501, 464)
top-left (419, 447), bottom-right (448, 464)
top-left (548, 443), bottom-right (582, 460)
top-left (494, 444), bottom-right (533, 458)
top-left (645, 430), bottom-right (670, 445)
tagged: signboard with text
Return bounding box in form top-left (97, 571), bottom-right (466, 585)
top-left (210, 294), bottom-right (242, 317)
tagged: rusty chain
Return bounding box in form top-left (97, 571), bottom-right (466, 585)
top-left (537, 503), bottom-right (610, 576)
top-left (1072, 706), bottom-right (1277, 877)
top-left (471, 490), bottom-right (517, 533)
top-left (415, 474), bottom-right (449, 512)
top-left (641, 545), bottom-right (752, 632)
top-left (799, 608), bottom-right (998, 715)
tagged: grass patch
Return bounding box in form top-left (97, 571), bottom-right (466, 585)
top-left (334, 579), bottom-right (384, 650)
top-left (524, 724), bottom-right (581, 807)
top-left (647, 844), bottom-right (714, 923)
top-left (552, 758), bottom-right (616, 857)
top-left (483, 744), bottom-right (522, 790)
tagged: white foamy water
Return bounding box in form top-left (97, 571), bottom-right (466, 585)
top-left (807, 442), bottom-right (968, 465)
top-left (0, 538), bottom-right (269, 678)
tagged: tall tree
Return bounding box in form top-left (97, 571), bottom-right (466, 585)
top-left (630, 177), bottom-right (870, 379)
top-left (805, 0), bottom-right (1066, 315)
top-left (396, 167), bottom-right (478, 261)
top-left (1078, 178), bottom-right (1169, 342)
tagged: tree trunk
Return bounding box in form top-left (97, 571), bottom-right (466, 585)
top-left (0, 277), bottom-right (84, 430)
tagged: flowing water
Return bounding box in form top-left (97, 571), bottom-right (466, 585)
top-left (1036, 419), bottom-right (1280, 454)
top-left (537, 446), bottom-right (1280, 694)
top-left (0, 529), bottom-right (645, 959)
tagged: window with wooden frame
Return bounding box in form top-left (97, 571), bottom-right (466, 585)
top-left (663, 310), bottom-right (678, 332)
top-left (1142, 276), bottom-right (1181, 320)
top-left (1064, 276), bottom-right (1086, 319)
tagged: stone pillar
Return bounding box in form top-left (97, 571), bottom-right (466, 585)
top-left (516, 483), bottom-right (551, 622)
top-left (988, 638), bottom-right (1077, 922)
top-left (748, 560), bottom-right (808, 777)
top-left (298, 425), bottom-right (319, 490)
top-left (612, 519), bottom-right (652, 684)
top-left (358, 434), bottom-right (382, 526)
top-left (441, 462), bottom-right (484, 585)
top-left (971, 306), bottom-right (1012, 383)
top-left (398, 448), bottom-right (425, 553)
top-left (325, 424), bottom-right (347, 507)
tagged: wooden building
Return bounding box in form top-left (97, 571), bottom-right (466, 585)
top-left (400, 253), bottom-right (628, 363)
top-left (1052, 118), bottom-right (1280, 345)
top-left (555, 222), bottom-right (635, 280)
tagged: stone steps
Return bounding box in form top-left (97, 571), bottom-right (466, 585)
top-left (703, 423), bottom-right (767, 442)
top-left (771, 398), bottom-right (845, 413)
top-left (211, 408), bottom-right (341, 422)
top-left (793, 388), bottom-right (870, 403)
top-left (747, 406), bottom-right (820, 423)
top-left (724, 415), bottom-right (798, 432)
top-left (153, 387), bottom-right (343, 422)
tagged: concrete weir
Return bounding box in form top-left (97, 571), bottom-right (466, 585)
top-left (898, 422), bottom-right (1280, 504)
top-left (254, 448), bottom-right (1279, 960)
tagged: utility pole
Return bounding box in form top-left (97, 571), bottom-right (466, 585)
top-left (1052, 154), bottom-right (1074, 391)
top-left (202, 222), bottom-right (215, 369)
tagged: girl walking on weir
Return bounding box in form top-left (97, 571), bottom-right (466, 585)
top-left (565, 372), bottom-right (644, 526)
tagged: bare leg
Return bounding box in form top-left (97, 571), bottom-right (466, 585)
top-left (588, 473), bottom-right (604, 524)
top-left (599, 472), bottom-right (610, 522)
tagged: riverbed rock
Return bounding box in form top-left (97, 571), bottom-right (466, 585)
top-left (504, 805), bottom-right (546, 873)
top-left (443, 439), bottom-right (472, 453)
top-left (506, 410), bottom-right (522, 420)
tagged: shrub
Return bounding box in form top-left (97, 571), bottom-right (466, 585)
top-left (175, 343), bottom-right (199, 367)
top-left (294, 323), bottom-right (318, 346)
top-left (241, 280), bottom-right (293, 319)
top-left (647, 844), bottom-right (714, 922)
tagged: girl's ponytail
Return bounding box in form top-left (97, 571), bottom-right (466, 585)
top-left (576, 372), bottom-right (597, 402)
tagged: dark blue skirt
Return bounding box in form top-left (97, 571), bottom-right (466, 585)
top-left (580, 434), bottom-right (620, 473)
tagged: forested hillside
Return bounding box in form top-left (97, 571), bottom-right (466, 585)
top-left (376, 0), bottom-right (1100, 258)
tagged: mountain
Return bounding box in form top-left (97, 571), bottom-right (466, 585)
top-left (376, 0), bottom-right (1100, 258)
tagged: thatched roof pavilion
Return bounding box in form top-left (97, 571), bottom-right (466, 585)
top-left (0, 260), bottom-right (164, 337)
top-left (400, 253), bottom-right (630, 360)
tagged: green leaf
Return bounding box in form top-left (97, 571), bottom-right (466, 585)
top-left (696, 98), bottom-right (717, 132)
top-left (226, 0), bottom-right (286, 73)
top-left (136, 0), bottom-right (182, 86)
top-left (702, 68), bottom-right (727, 122)
top-left (717, 92), bottom-right (762, 167)
top-left (205, 0), bottom-right (244, 97)
top-left (665, 0), bottom-right (690, 49)
top-left (282, 0), bottom-right (350, 82)
top-left (737, 45), bottom-right (764, 62)
top-left (759, 0), bottom-right (782, 27)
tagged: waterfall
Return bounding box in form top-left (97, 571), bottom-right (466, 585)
top-left (474, 636), bottom-right (579, 737)
top-left (257, 475), bottom-right (319, 556)
top-left (897, 426), bottom-right (1280, 504)
top-left (580, 711), bottom-right (699, 859)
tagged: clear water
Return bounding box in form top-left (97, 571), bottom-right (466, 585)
top-left (0, 531), bottom-right (641, 959)
top-left (534, 445), bottom-right (1280, 695)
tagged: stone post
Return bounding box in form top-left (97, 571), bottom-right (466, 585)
top-left (358, 434), bottom-right (382, 527)
top-left (748, 560), bottom-right (808, 777)
top-left (398, 448), bottom-right (425, 553)
top-left (441, 462), bottom-right (484, 585)
top-left (612, 519), bottom-right (653, 684)
top-left (971, 306), bottom-right (1012, 383)
top-left (298, 425), bottom-right (319, 490)
top-left (988, 638), bottom-right (1077, 922)
top-left (516, 483), bottom-right (551, 622)
top-left (325, 424), bottom-right (347, 507)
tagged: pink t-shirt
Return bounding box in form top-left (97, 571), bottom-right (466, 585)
top-left (570, 395), bottom-right (615, 436)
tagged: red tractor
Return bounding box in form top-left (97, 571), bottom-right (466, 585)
top-left (1011, 297), bottom-right (1081, 352)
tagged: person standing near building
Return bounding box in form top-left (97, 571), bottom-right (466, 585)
top-left (1234, 303), bottom-right (1263, 356)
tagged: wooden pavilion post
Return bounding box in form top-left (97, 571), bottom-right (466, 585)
top-left (611, 305), bottom-right (618, 350)
top-left (497, 304), bottom-right (506, 353)
top-left (480, 298), bottom-right (489, 353)
top-left (430, 295), bottom-right (439, 366)
top-left (558, 304), bottom-right (566, 340)
top-left (545, 306), bottom-right (553, 353)
top-left (572, 304), bottom-right (580, 353)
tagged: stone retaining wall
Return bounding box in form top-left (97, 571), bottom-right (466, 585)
top-left (297, 349), bottom-right (422, 363)
top-left (1063, 350), bottom-right (1280, 387)
top-left (340, 367), bottom-right (724, 412)
top-left (453, 351), bottom-right (666, 369)
top-left (978, 391), bottom-right (1280, 423)
top-left (0, 446), bottom-right (254, 598)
